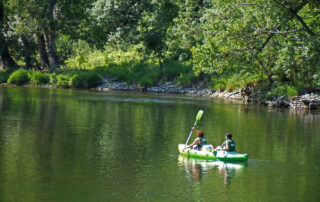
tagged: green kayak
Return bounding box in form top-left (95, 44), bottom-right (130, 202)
top-left (178, 144), bottom-right (249, 162)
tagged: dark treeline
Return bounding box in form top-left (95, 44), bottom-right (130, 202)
top-left (0, 0), bottom-right (320, 96)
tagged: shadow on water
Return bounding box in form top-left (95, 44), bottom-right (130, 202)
top-left (178, 155), bottom-right (247, 185)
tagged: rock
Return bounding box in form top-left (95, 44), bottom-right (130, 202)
top-left (94, 80), bottom-right (320, 110)
top-left (309, 102), bottom-right (317, 110)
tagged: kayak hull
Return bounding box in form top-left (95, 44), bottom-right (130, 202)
top-left (178, 144), bottom-right (249, 162)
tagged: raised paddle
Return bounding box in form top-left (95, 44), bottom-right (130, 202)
top-left (181, 110), bottom-right (204, 154)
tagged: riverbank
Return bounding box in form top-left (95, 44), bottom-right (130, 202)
top-left (95, 79), bottom-right (320, 110)
top-left (1, 69), bottom-right (319, 110)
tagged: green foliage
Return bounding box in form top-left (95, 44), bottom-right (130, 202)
top-left (271, 85), bottom-right (288, 97)
top-left (49, 74), bottom-right (58, 84)
top-left (211, 79), bottom-right (227, 92)
top-left (30, 72), bottom-right (50, 85)
top-left (69, 71), bottom-right (102, 88)
top-left (286, 86), bottom-right (299, 97)
top-left (176, 72), bottom-right (196, 87)
top-left (2, 0), bottom-right (320, 94)
top-left (0, 70), bottom-right (10, 84)
top-left (7, 69), bottom-right (30, 85)
top-left (106, 62), bottom-right (159, 87)
top-left (56, 75), bottom-right (70, 88)
top-left (160, 62), bottom-right (193, 81)
top-left (192, 0), bottom-right (320, 90)
top-left (56, 35), bottom-right (73, 61)
top-left (266, 84), bottom-right (301, 99)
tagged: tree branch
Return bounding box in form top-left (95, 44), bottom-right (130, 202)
top-left (288, 8), bottom-right (315, 36)
top-left (254, 27), bottom-right (304, 34)
top-left (235, 4), bottom-right (265, 9)
top-left (257, 0), bottom-right (309, 53)
top-left (272, 0), bottom-right (314, 36)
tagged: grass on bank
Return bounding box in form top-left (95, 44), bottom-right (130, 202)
top-left (2, 66), bottom-right (308, 100)
top-left (4, 69), bottom-right (102, 89)
top-left (7, 69), bottom-right (30, 85)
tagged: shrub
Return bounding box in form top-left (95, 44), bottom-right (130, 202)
top-left (8, 69), bottom-right (30, 85)
top-left (225, 79), bottom-right (237, 92)
top-left (0, 70), bottom-right (10, 84)
top-left (160, 62), bottom-right (192, 81)
top-left (81, 72), bottom-right (102, 88)
top-left (56, 74), bottom-right (70, 88)
top-left (30, 72), bottom-right (50, 85)
top-left (211, 78), bottom-right (227, 92)
top-left (69, 74), bottom-right (83, 88)
top-left (286, 85), bottom-right (299, 97)
top-left (49, 74), bottom-right (58, 84)
top-left (138, 76), bottom-right (155, 87)
top-left (268, 84), bottom-right (300, 98)
top-left (176, 72), bottom-right (196, 87)
top-left (69, 71), bottom-right (102, 88)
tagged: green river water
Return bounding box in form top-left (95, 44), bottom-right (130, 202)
top-left (0, 86), bottom-right (319, 202)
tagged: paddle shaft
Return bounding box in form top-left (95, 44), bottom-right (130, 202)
top-left (184, 110), bottom-right (203, 146)
top-left (185, 122), bottom-right (197, 145)
top-left (180, 110), bottom-right (203, 155)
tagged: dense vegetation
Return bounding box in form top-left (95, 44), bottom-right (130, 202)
top-left (1, 0), bottom-right (320, 96)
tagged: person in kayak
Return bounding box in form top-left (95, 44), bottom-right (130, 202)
top-left (188, 130), bottom-right (207, 151)
top-left (220, 133), bottom-right (235, 152)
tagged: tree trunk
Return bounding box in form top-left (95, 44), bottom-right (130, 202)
top-left (0, 39), bottom-right (18, 70)
top-left (36, 32), bottom-right (50, 70)
top-left (0, 58), bottom-right (3, 70)
top-left (0, 1), bottom-right (17, 70)
top-left (21, 36), bottom-right (34, 69)
top-left (45, 0), bottom-right (59, 71)
top-left (45, 32), bottom-right (59, 71)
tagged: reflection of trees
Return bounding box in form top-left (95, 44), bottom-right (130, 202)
top-left (0, 87), bottom-right (320, 200)
top-left (0, 87), bottom-right (208, 200)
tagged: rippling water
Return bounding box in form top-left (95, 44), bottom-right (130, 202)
top-left (0, 86), bottom-right (319, 201)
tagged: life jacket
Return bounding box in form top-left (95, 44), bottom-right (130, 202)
top-left (197, 136), bottom-right (207, 148)
top-left (223, 139), bottom-right (235, 152)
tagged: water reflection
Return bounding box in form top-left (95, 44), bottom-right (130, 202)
top-left (178, 156), bottom-right (247, 185)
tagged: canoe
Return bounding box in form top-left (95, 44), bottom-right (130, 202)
top-left (178, 144), bottom-right (249, 162)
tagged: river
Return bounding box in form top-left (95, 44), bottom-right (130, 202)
top-left (0, 86), bottom-right (319, 201)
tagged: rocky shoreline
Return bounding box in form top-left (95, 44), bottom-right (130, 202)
top-left (95, 80), bottom-right (320, 110)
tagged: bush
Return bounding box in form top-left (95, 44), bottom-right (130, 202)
top-left (69, 74), bottom-right (82, 88)
top-left (49, 74), bottom-right (58, 84)
top-left (160, 62), bottom-right (192, 81)
top-left (211, 78), bottom-right (227, 92)
top-left (8, 69), bottom-right (30, 85)
top-left (81, 72), bottom-right (102, 88)
top-left (176, 72), bottom-right (196, 87)
top-left (286, 85), bottom-right (299, 97)
top-left (225, 79), bottom-right (237, 92)
top-left (69, 71), bottom-right (102, 88)
top-left (270, 84), bottom-right (287, 97)
top-left (0, 70), bottom-right (10, 84)
top-left (30, 72), bottom-right (50, 85)
top-left (267, 84), bottom-right (300, 99)
top-left (56, 74), bottom-right (70, 88)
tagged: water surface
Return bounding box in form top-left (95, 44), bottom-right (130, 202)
top-left (0, 86), bottom-right (319, 201)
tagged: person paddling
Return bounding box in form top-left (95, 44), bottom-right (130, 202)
top-left (220, 133), bottom-right (235, 152)
top-left (188, 130), bottom-right (207, 151)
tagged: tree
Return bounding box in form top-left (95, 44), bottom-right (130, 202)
top-left (138, 0), bottom-right (178, 66)
top-left (0, 1), bottom-right (17, 70)
top-left (165, 0), bottom-right (211, 62)
top-left (192, 0), bottom-right (320, 88)
top-left (91, 0), bottom-right (152, 48)
top-left (3, 0), bottom-right (94, 71)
